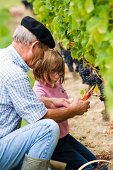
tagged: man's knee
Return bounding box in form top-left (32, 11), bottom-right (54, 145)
top-left (35, 119), bottom-right (60, 138)
top-left (43, 119), bottom-right (60, 137)
top-left (47, 118), bottom-right (59, 129)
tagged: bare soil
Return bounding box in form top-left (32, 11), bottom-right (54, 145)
top-left (63, 71), bottom-right (113, 162)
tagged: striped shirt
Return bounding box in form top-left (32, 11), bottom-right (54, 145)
top-left (0, 45), bottom-right (47, 138)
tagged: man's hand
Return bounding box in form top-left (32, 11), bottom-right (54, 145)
top-left (68, 99), bottom-right (90, 117)
top-left (44, 98), bottom-right (90, 122)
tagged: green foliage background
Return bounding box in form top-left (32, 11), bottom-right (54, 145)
top-left (0, 0), bottom-right (20, 10)
top-left (0, 0), bottom-right (20, 48)
top-left (0, 9), bottom-right (12, 48)
top-left (31, 0), bottom-right (113, 119)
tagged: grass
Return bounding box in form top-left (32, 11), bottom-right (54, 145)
top-left (0, 0), bottom-right (21, 48)
top-left (28, 70), bottom-right (35, 87)
top-left (21, 119), bottom-right (27, 127)
top-left (21, 70), bottom-right (35, 127)
top-left (0, 9), bottom-right (12, 48)
top-left (0, 0), bottom-right (20, 9)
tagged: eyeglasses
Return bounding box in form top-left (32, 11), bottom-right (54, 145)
top-left (50, 71), bottom-right (63, 77)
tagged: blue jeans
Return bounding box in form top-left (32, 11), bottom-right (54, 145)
top-left (0, 119), bottom-right (60, 170)
top-left (52, 134), bottom-right (97, 170)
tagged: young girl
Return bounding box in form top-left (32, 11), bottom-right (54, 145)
top-left (33, 49), bottom-right (97, 170)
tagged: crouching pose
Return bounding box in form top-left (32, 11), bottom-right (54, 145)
top-left (33, 49), bottom-right (97, 170)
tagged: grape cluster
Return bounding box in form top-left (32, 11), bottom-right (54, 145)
top-left (75, 59), bottom-right (105, 101)
top-left (58, 42), bottom-right (76, 72)
top-left (58, 43), bottom-right (105, 101)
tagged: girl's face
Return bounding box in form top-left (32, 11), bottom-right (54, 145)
top-left (44, 71), bottom-right (63, 87)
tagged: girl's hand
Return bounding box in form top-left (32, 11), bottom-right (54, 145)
top-left (51, 98), bottom-right (71, 108)
top-left (40, 96), bottom-right (70, 108)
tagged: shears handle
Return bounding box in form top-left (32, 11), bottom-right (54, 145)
top-left (82, 86), bottom-right (95, 101)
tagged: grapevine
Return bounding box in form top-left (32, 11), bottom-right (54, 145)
top-left (75, 58), bottom-right (105, 101)
top-left (30, 0), bottom-right (113, 117)
top-left (58, 42), bottom-right (105, 101)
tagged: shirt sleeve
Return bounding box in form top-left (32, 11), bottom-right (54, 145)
top-left (5, 74), bottom-right (48, 124)
top-left (33, 81), bottom-right (46, 98)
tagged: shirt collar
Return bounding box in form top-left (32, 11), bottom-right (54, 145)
top-left (6, 45), bottom-right (30, 72)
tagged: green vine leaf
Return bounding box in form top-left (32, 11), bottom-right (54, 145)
top-left (84, 0), bottom-right (94, 13)
top-left (31, 0), bottom-right (113, 117)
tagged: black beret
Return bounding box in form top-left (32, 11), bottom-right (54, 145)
top-left (21, 16), bottom-right (55, 48)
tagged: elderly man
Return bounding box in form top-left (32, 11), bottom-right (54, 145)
top-left (0, 16), bottom-right (90, 170)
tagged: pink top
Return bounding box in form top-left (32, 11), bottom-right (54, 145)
top-left (33, 81), bottom-right (69, 138)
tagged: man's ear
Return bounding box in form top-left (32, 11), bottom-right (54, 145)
top-left (31, 41), bottom-right (39, 49)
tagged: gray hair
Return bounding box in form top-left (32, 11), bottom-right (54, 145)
top-left (13, 25), bottom-right (37, 45)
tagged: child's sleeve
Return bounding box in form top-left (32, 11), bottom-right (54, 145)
top-left (33, 81), bottom-right (46, 98)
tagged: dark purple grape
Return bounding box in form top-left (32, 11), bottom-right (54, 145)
top-left (58, 43), bottom-right (105, 102)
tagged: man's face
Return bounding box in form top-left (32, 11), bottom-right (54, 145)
top-left (29, 41), bottom-right (48, 68)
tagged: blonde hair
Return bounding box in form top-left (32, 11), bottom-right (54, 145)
top-left (33, 49), bottom-right (65, 84)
